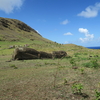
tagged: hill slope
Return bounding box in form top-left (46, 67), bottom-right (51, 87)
top-left (0, 17), bottom-right (89, 56)
top-left (0, 17), bottom-right (50, 42)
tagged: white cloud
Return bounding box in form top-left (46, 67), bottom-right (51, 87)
top-left (64, 41), bottom-right (69, 44)
top-left (79, 28), bottom-right (94, 42)
top-left (64, 32), bottom-right (73, 35)
top-left (61, 19), bottom-right (69, 25)
top-left (78, 28), bottom-right (89, 34)
top-left (36, 30), bottom-right (39, 33)
top-left (0, 0), bottom-right (24, 14)
top-left (79, 37), bottom-right (89, 43)
top-left (98, 37), bottom-right (100, 41)
top-left (77, 2), bottom-right (100, 18)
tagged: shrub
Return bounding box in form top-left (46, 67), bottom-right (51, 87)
top-left (95, 90), bottom-right (100, 100)
top-left (74, 53), bottom-right (81, 57)
top-left (80, 57), bottom-right (88, 60)
top-left (72, 83), bottom-right (83, 94)
top-left (83, 59), bottom-right (99, 68)
top-left (80, 68), bottom-right (85, 74)
top-left (70, 58), bottom-right (76, 66)
top-left (64, 78), bottom-right (68, 85)
top-left (82, 62), bottom-right (92, 68)
top-left (91, 59), bottom-right (99, 68)
top-left (9, 64), bottom-right (18, 69)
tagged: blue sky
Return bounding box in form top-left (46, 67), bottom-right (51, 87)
top-left (0, 0), bottom-right (100, 47)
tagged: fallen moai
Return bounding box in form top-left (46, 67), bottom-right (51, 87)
top-left (52, 51), bottom-right (67, 58)
top-left (12, 47), bottom-right (67, 60)
top-left (12, 47), bottom-right (39, 60)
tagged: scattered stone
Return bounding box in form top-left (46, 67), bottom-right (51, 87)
top-left (72, 66), bottom-right (78, 69)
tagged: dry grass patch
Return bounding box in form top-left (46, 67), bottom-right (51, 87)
top-left (0, 56), bottom-right (100, 99)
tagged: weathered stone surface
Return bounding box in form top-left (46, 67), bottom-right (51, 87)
top-left (12, 48), bottom-right (67, 60)
top-left (39, 51), bottom-right (52, 59)
top-left (52, 51), bottom-right (67, 58)
top-left (12, 47), bottom-right (39, 60)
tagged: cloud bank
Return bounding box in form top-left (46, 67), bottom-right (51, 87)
top-left (77, 2), bottom-right (100, 18)
top-left (79, 28), bottom-right (94, 42)
top-left (0, 0), bottom-right (24, 14)
top-left (61, 19), bottom-right (69, 25)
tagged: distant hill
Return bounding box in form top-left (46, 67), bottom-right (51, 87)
top-left (0, 17), bottom-right (51, 42)
top-left (0, 17), bottom-right (88, 54)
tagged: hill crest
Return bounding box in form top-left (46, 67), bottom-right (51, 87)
top-left (0, 17), bottom-right (44, 41)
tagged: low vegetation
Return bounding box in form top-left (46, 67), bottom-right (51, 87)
top-left (1, 17), bottom-right (100, 100)
top-left (0, 40), bottom-right (100, 100)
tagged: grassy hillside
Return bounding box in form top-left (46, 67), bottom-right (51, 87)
top-left (0, 17), bottom-right (52, 42)
top-left (1, 46), bottom-right (100, 100)
top-left (1, 17), bottom-right (100, 100)
top-left (1, 38), bottom-right (100, 100)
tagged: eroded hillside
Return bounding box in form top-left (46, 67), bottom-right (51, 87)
top-left (0, 17), bottom-right (49, 42)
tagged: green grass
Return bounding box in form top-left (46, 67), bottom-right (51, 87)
top-left (0, 55), bottom-right (100, 100)
top-left (1, 17), bottom-right (100, 99)
top-left (1, 40), bottom-right (100, 99)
